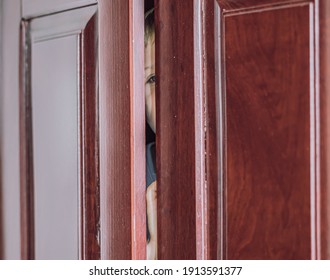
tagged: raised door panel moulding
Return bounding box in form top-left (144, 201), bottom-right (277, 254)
top-left (20, 4), bottom-right (99, 259)
top-left (215, 0), bottom-right (316, 259)
top-left (216, 0), bottom-right (309, 12)
top-left (29, 5), bottom-right (97, 42)
top-left (22, 0), bottom-right (97, 19)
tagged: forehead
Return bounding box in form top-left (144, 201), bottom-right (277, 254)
top-left (145, 33), bottom-right (155, 49)
top-left (145, 38), bottom-right (155, 59)
top-left (145, 34), bottom-right (155, 72)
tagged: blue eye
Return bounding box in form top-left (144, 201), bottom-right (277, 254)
top-left (146, 75), bottom-right (156, 84)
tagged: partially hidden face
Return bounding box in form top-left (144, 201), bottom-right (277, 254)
top-left (145, 33), bottom-right (156, 133)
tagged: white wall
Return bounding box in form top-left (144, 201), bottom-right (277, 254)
top-left (0, 0), bottom-right (21, 259)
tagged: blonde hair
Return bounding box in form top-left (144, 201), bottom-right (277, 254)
top-left (145, 8), bottom-right (155, 46)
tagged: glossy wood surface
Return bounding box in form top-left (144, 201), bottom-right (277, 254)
top-left (99, 0), bottom-right (146, 259)
top-left (156, 0), bottom-right (198, 259)
top-left (204, 0), bottom-right (219, 260)
top-left (194, 0), bottom-right (208, 260)
top-left (11, 0), bottom-right (330, 260)
top-left (319, 0), bottom-right (330, 260)
top-left (217, 0), bottom-right (307, 11)
top-left (80, 14), bottom-right (100, 260)
top-left (131, 0), bottom-right (146, 260)
top-left (216, 0), bottom-right (313, 259)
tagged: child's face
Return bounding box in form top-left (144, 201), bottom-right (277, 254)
top-left (145, 33), bottom-right (156, 133)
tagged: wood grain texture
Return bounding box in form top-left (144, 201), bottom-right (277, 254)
top-left (155, 0), bottom-right (219, 260)
top-left (130, 0), bottom-right (146, 260)
top-left (194, 0), bottom-right (222, 260)
top-left (318, 0), bottom-right (330, 260)
top-left (217, 0), bottom-right (313, 259)
top-left (217, 0), bottom-right (309, 12)
top-left (80, 13), bottom-right (100, 260)
top-left (99, 0), bottom-right (146, 260)
top-left (203, 0), bottom-right (219, 260)
top-left (156, 0), bottom-right (200, 259)
top-left (194, 0), bottom-right (207, 260)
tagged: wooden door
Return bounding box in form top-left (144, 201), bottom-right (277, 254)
top-left (1, 0), bottom-right (328, 260)
top-left (98, 0), bottom-right (146, 260)
top-left (19, 0), bottom-right (146, 260)
top-left (155, 0), bottom-right (330, 259)
top-left (214, 0), bottom-right (330, 260)
top-left (155, 0), bottom-right (218, 260)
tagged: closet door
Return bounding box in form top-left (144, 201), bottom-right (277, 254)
top-left (214, 0), bottom-right (330, 259)
top-left (98, 0), bottom-right (146, 260)
top-left (156, 0), bottom-right (330, 260)
top-left (20, 0), bottom-right (146, 260)
top-left (155, 0), bottom-right (218, 260)
top-left (19, 0), bottom-right (330, 260)
top-left (20, 1), bottom-right (99, 260)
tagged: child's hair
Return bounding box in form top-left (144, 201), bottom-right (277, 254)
top-left (145, 8), bottom-right (155, 46)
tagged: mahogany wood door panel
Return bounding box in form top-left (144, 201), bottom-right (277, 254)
top-left (156, 0), bottom-right (198, 259)
top-left (16, 0), bottom-right (330, 260)
top-left (216, 0), bottom-right (330, 259)
top-left (318, 0), bottom-right (330, 260)
top-left (19, 0), bottom-right (146, 260)
top-left (98, 0), bottom-right (146, 260)
top-left (315, 0), bottom-right (330, 260)
top-left (155, 0), bottom-right (219, 259)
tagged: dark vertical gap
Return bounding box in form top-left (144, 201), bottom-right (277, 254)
top-left (145, 0), bottom-right (155, 145)
top-left (145, 0), bottom-right (156, 259)
top-left (146, 123), bottom-right (155, 144)
top-left (145, 0), bottom-right (154, 14)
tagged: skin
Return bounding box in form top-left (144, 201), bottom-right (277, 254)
top-left (145, 32), bottom-right (157, 260)
top-left (146, 181), bottom-right (157, 259)
top-left (145, 33), bottom-right (156, 133)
